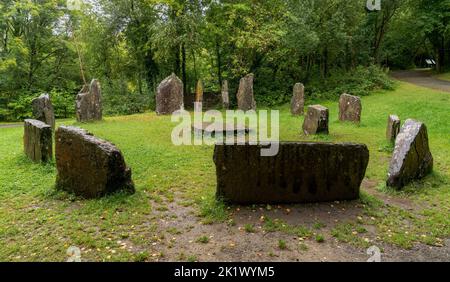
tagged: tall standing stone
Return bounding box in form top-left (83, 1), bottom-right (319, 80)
top-left (156, 73), bottom-right (184, 115)
top-left (32, 93), bottom-right (55, 131)
top-left (55, 126), bottom-right (135, 198)
top-left (76, 79), bottom-right (102, 122)
top-left (302, 105), bottom-right (329, 135)
top-left (221, 80), bottom-right (230, 109)
top-left (195, 80), bottom-right (204, 103)
top-left (339, 93), bottom-right (362, 123)
top-left (291, 83), bottom-right (305, 116)
top-left (387, 119), bottom-right (433, 189)
top-left (386, 115), bottom-right (401, 143)
top-left (237, 74), bottom-right (256, 111)
top-left (214, 142), bottom-right (369, 204)
top-left (24, 119), bottom-right (52, 163)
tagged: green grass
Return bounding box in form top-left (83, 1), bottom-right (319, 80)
top-left (0, 81), bottom-right (449, 261)
top-left (436, 72), bottom-right (450, 82)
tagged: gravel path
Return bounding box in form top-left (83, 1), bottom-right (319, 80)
top-left (391, 69), bottom-right (450, 93)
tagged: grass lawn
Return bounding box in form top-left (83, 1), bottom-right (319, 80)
top-left (0, 82), bottom-right (449, 262)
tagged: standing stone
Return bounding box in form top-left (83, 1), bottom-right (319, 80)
top-left (23, 119), bottom-right (52, 163)
top-left (291, 83), bottom-right (305, 116)
top-left (386, 115), bottom-right (401, 143)
top-left (387, 119), bottom-right (433, 189)
top-left (76, 79), bottom-right (102, 122)
top-left (237, 74), bottom-right (256, 111)
top-left (214, 142), bottom-right (369, 204)
top-left (195, 80), bottom-right (204, 103)
top-left (221, 80), bottom-right (230, 109)
top-left (339, 93), bottom-right (362, 123)
top-left (55, 126), bottom-right (135, 198)
top-left (32, 93), bottom-right (55, 131)
top-left (156, 73), bottom-right (184, 115)
top-left (302, 105), bottom-right (329, 135)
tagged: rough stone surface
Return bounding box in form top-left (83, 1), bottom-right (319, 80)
top-left (55, 126), bottom-right (135, 198)
top-left (76, 79), bottom-right (102, 122)
top-left (32, 93), bottom-right (55, 130)
top-left (195, 80), bottom-right (204, 103)
top-left (221, 80), bottom-right (230, 109)
top-left (339, 93), bottom-right (362, 123)
top-left (386, 115), bottom-right (401, 143)
top-left (387, 119), bottom-right (433, 189)
top-left (291, 83), bottom-right (305, 116)
top-left (302, 105), bottom-right (329, 135)
top-left (192, 122), bottom-right (250, 136)
top-left (156, 73), bottom-right (184, 115)
top-left (214, 142), bottom-right (370, 204)
top-left (23, 119), bottom-right (52, 162)
top-left (237, 74), bottom-right (256, 111)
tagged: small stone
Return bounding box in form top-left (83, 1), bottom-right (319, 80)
top-left (76, 79), bottom-right (102, 122)
top-left (302, 105), bottom-right (329, 135)
top-left (339, 93), bottom-right (362, 123)
top-left (221, 80), bottom-right (230, 109)
top-left (23, 119), bottom-right (52, 163)
top-left (32, 93), bottom-right (55, 130)
top-left (156, 73), bottom-right (184, 115)
top-left (237, 74), bottom-right (256, 111)
top-left (386, 115), bottom-right (401, 143)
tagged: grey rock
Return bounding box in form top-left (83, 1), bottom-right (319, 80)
top-left (302, 105), bottom-right (329, 135)
top-left (237, 74), bottom-right (256, 111)
top-left (387, 119), bottom-right (433, 189)
top-left (339, 93), bottom-right (362, 123)
top-left (214, 142), bottom-right (370, 204)
top-left (156, 73), bottom-right (184, 115)
top-left (23, 119), bottom-right (52, 163)
top-left (386, 115), bottom-right (401, 143)
top-left (291, 83), bottom-right (305, 116)
top-left (55, 126), bottom-right (135, 198)
top-left (32, 93), bottom-right (55, 130)
top-left (221, 80), bottom-right (230, 109)
top-left (76, 79), bottom-right (102, 122)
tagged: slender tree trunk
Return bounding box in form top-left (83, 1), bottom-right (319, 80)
top-left (181, 43), bottom-right (187, 95)
top-left (216, 39), bottom-right (222, 87)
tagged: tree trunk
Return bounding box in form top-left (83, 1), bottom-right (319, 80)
top-left (216, 39), bottom-right (223, 88)
top-left (181, 43), bottom-right (187, 95)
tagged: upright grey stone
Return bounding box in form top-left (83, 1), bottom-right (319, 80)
top-left (55, 126), bottom-right (135, 198)
top-left (387, 119), bottom-right (433, 189)
top-left (386, 115), bottom-right (401, 143)
top-left (339, 93), bottom-right (362, 123)
top-left (237, 74), bottom-right (256, 111)
top-left (76, 79), bottom-right (102, 122)
top-left (156, 73), bottom-right (184, 115)
top-left (23, 119), bottom-right (52, 163)
top-left (32, 93), bottom-right (55, 131)
top-left (221, 80), bottom-right (230, 109)
top-left (291, 83), bottom-right (305, 116)
top-left (302, 105), bottom-right (329, 135)
top-left (214, 142), bottom-right (369, 204)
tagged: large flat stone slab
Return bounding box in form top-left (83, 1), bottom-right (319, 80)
top-left (339, 93), bottom-right (362, 123)
top-left (55, 126), bottom-right (135, 198)
top-left (214, 142), bottom-right (369, 204)
top-left (76, 79), bottom-right (102, 122)
top-left (387, 119), bottom-right (433, 189)
top-left (23, 119), bottom-right (53, 163)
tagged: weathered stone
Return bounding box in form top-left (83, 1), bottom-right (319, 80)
top-left (302, 105), bottom-right (329, 135)
top-left (221, 80), bottom-right (230, 109)
top-left (237, 74), bottom-right (256, 111)
top-left (195, 80), bottom-right (204, 103)
top-left (214, 142), bottom-right (369, 204)
top-left (156, 73), bottom-right (184, 115)
top-left (192, 122), bottom-right (250, 136)
top-left (387, 119), bottom-right (433, 189)
top-left (76, 79), bottom-right (102, 122)
top-left (291, 83), bottom-right (305, 116)
top-left (32, 93), bottom-right (55, 130)
top-left (55, 126), bottom-right (135, 198)
top-left (339, 93), bottom-right (362, 123)
top-left (386, 115), bottom-right (401, 143)
top-left (23, 119), bottom-right (52, 163)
